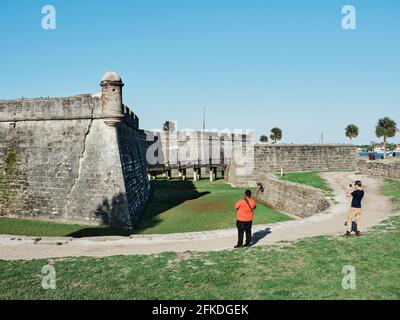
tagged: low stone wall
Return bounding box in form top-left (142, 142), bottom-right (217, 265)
top-left (226, 144), bottom-right (358, 187)
top-left (358, 158), bottom-right (400, 180)
top-left (254, 176), bottom-right (331, 218)
top-left (254, 144), bottom-right (358, 174)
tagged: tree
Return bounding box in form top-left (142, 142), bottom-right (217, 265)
top-left (163, 121), bottom-right (175, 132)
top-left (259, 135), bottom-right (268, 143)
top-left (375, 117), bottom-right (398, 159)
top-left (270, 127), bottom-right (283, 144)
top-left (345, 124), bottom-right (359, 143)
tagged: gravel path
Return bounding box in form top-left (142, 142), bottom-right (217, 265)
top-left (0, 172), bottom-right (395, 261)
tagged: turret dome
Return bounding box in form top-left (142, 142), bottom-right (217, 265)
top-left (101, 72), bottom-right (122, 82)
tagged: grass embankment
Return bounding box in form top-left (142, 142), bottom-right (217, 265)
top-left (0, 218), bottom-right (101, 238)
top-left (278, 172), bottom-right (333, 192)
top-left (0, 179), bottom-right (290, 237)
top-left (0, 180), bottom-right (399, 300)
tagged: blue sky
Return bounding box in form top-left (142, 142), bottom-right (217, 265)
top-left (0, 0), bottom-right (399, 144)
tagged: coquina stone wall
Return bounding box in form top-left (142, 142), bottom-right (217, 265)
top-left (0, 72), bottom-right (150, 228)
top-left (227, 144), bottom-right (358, 187)
top-left (358, 158), bottom-right (400, 180)
top-left (254, 176), bottom-right (331, 218)
top-left (145, 125), bottom-right (253, 167)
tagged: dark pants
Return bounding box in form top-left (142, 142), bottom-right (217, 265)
top-left (236, 220), bottom-right (252, 246)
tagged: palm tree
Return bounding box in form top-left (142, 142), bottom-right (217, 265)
top-left (259, 135), bottom-right (268, 143)
top-left (163, 121), bottom-right (175, 132)
top-left (270, 127), bottom-right (283, 144)
top-left (375, 117), bottom-right (398, 159)
top-left (345, 124), bottom-right (359, 143)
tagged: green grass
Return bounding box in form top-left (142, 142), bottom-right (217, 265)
top-left (136, 179), bottom-right (290, 234)
top-left (0, 218), bottom-right (132, 238)
top-left (1, 214), bottom-right (400, 299)
top-left (0, 179), bottom-right (290, 237)
top-left (0, 179), bottom-right (399, 300)
top-left (278, 172), bottom-right (333, 193)
top-left (381, 179), bottom-right (400, 210)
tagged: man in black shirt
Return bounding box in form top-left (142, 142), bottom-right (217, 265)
top-left (345, 180), bottom-right (365, 236)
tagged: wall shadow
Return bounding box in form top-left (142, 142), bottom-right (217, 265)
top-left (68, 226), bottom-right (133, 238)
top-left (68, 193), bottom-right (134, 238)
top-left (68, 180), bottom-right (210, 238)
top-left (134, 179), bottom-right (210, 233)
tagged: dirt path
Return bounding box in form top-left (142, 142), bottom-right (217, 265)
top-left (0, 172), bottom-right (395, 261)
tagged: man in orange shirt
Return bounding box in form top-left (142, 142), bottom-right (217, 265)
top-left (234, 189), bottom-right (257, 248)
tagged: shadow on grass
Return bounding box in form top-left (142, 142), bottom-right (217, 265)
top-left (134, 179), bottom-right (210, 233)
top-left (68, 179), bottom-right (210, 238)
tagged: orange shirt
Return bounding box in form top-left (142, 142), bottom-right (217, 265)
top-left (235, 197), bottom-right (257, 222)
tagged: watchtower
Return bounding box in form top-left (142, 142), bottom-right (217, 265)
top-left (100, 72), bottom-right (124, 126)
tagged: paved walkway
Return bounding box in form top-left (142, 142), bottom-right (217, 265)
top-left (0, 172), bottom-right (395, 261)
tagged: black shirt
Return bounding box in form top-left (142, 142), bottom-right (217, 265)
top-left (351, 190), bottom-right (365, 208)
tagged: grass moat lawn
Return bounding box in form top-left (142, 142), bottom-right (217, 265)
top-left (0, 177), bottom-right (400, 299)
top-left (278, 171), bottom-right (333, 192)
top-left (0, 178), bottom-right (399, 299)
top-left (0, 179), bottom-right (290, 238)
top-left (136, 179), bottom-right (290, 234)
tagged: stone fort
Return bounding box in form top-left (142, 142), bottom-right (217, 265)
top-left (145, 123), bottom-right (254, 181)
top-left (0, 72), bottom-right (149, 228)
top-left (0, 72), bottom-right (359, 228)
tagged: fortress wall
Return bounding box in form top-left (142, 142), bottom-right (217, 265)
top-left (227, 144), bottom-right (358, 187)
top-left (116, 123), bottom-right (150, 227)
top-left (145, 127), bottom-right (254, 167)
top-left (358, 158), bottom-right (400, 180)
top-left (0, 95), bottom-right (101, 121)
top-left (0, 74), bottom-right (150, 228)
top-left (254, 144), bottom-right (358, 174)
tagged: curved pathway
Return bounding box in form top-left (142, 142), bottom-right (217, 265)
top-left (0, 172), bottom-right (395, 261)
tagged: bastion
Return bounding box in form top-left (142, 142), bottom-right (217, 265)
top-left (0, 72), bottom-right (150, 228)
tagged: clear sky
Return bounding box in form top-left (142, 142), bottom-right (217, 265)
top-left (0, 0), bottom-right (399, 144)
